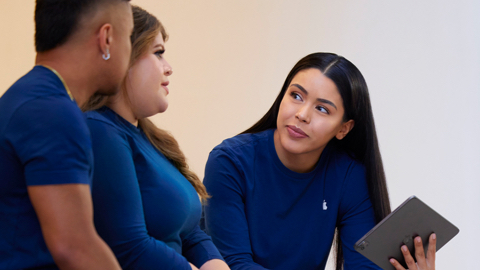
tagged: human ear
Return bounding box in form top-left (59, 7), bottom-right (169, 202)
top-left (335, 119), bottom-right (354, 140)
top-left (98, 23), bottom-right (113, 58)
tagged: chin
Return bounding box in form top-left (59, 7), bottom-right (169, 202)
top-left (158, 104), bottom-right (169, 113)
top-left (280, 136), bottom-right (309, 155)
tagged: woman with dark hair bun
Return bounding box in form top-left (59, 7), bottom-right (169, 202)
top-left (202, 52), bottom-right (436, 270)
top-left (83, 5), bottom-right (229, 270)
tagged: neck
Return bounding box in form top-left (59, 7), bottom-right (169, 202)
top-left (35, 47), bottom-right (96, 107)
top-left (107, 92), bottom-right (138, 127)
top-left (273, 129), bottom-right (324, 173)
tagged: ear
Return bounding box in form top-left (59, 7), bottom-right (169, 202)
top-left (98, 23), bottom-right (113, 56)
top-left (335, 119), bottom-right (354, 140)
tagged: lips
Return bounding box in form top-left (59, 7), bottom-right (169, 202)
top-left (286, 125), bottom-right (308, 138)
top-left (161, 81), bottom-right (169, 95)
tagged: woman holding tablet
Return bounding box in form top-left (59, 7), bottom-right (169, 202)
top-left (202, 52), bottom-right (436, 270)
top-left (83, 6), bottom-right (229, 270)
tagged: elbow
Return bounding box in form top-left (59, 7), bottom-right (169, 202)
top-left (48, 240), bottom-right (89, 267)
top-left (47, 244), bottom-right (82, 268)
top-left (46, 234), bottom-right (100, 268)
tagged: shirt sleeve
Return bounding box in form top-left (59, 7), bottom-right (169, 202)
top-left (337, 163), bottom-right (382, 270)
top-left (182, 224), bottom-right (224, 267)
top-left (203, 149), bottom-right (268, 270)
top-left (6, 97), bottom-right (92, 186)
top-left (87, 118), bottom-right (191, 270)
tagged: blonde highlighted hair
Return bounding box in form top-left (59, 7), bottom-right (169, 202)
top-left (83, 5), bottom-right (210, 203)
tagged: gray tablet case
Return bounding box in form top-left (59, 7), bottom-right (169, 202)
top-left (354, 196), bottom-right (459, 270)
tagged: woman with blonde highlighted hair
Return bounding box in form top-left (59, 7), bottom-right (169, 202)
top-left (83, 6), bottom-right (229, 270)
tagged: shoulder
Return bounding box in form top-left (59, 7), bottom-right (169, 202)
top-left (205, 130), bottom-right (273, 180)
top-left (2, 66), bottom-right (69, 103)
top-left (84, 107), bottom-right (135, 153)
top-left (85, 109), bottom-right (118, 130)
top-left (1, 67), bottom-right (82, 134)
top-left (325, 146), bottom-right (365, 177)
top-left (6, 96), bottom-right (88, 142)
top-left (211, 129), bottom-right (272, 157)
top-left (85, 109), bottom-right (130, 146)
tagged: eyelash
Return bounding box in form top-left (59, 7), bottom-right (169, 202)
top-left (290, 92), bottom-right (303, 101)
top-left (316, 105), bottom-right (329, 114)
top-left (154, 49), bottom-right (165, 58)
top-left (290, 91), bottom-right (329, 114)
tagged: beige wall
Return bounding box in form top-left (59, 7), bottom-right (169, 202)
top-left (1, 1), bottom-right (479, 268)
top-left (0, 1), bottom-right (36, 91)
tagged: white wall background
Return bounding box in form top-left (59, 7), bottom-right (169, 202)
top-left (1, 1), bottom-right (478, 269)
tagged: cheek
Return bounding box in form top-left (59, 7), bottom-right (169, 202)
top-left (277, 100), bottom-right (294, 122)
top-left (310, 117), bottom-right (343, 138)
top-left (131, 59), bottom-right (159, 91)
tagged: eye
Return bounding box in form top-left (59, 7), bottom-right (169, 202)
top-left (154, 49), bottom-right (165, 58)
top-left (290, 92), bottom-right (303, 101)
top-left (316, 105), bottom-right (329, 114)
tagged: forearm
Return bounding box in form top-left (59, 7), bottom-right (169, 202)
top-left (200, 259), bottom-right (230, 270)
top-left (51, 234), bottom-right (120, 270)
top-left (28, 184), bottom-right (121, 270)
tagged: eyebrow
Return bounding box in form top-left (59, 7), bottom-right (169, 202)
top-left (291, 83), bottom-right (337, 110)
top-left (153, 44), bottom-right (165, 50)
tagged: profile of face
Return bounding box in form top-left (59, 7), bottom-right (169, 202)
top-left (99, 2), bottom-right (134, 95)
top-left (275, 68), bottom-right (354, 158)
top-left (126, 32), bottom-right (172, 119)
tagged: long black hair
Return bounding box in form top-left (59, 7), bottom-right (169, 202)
top-left (242, 52), bottom-right (391, 269)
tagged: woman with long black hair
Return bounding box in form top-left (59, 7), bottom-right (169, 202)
top-left (202, 52), bottom-right (436, 270)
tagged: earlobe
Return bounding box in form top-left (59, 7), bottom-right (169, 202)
top-left (335, 120), bottom-right (355, 140)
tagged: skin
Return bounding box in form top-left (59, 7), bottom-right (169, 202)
top-left (35, 2), bottom-right (134, 107)
top-left (108, 32), bottom-right (230, 270)
top-left (109, 32), bottom-right (172, 125)
top-left (274, 68), bottom-right (354, 173)
top-left (390, 234), bottom-right (436, 270)
top-left (29, 2), bottom-right (134, 269)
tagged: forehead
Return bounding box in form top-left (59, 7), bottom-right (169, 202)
top-left (152, 32), bottom-right (165, 46)
top-left (290, 68), bottom-right (340, 97)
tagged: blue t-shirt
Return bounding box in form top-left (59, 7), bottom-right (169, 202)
top-left (202, 129), bottom-right (381, 270)
top-left (0, 66), bottom-right (93, 269)
top-left (85, 107), bottom-right (223, 270)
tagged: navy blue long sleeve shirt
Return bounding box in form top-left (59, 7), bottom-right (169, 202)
top-left (86, 107), bottom-right (223, 270)
top-left (202, 129), bottom-right (381, 270)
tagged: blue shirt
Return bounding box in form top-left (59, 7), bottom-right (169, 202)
top-left (0, 66), bottom-right (93, 269)
top-left (202, 129), bottom-right (381, 270)
top-left (85, 107), bottom-right (223, 270)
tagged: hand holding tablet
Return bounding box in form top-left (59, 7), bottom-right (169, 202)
top-left (389, 233), bottom-right (436, 270)
top-left (354, 196), bottom-right (459, 270)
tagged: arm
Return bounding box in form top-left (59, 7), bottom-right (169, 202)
top-left (87, 118), bottom-right (191, 270)
top-left (182, 225), bottom-right (229, 269)
top-left (337, 164), bottom-right (382, 270)
top-left (203, 149), bottom-right (268, 270)
top-left (9, 99), bottom-right (120, 269)
top-left (28, 184), bottom-right (121, 270)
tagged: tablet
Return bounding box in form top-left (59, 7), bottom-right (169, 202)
top-left (354, 196), bottom-right (459, 270)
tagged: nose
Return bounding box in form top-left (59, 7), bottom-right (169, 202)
top-left (164, 61), bottom-right (173, 76)
top-left (295, 105), bottom-right (310, 123)
top-left (164, 66), bottom-right (173, 76)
